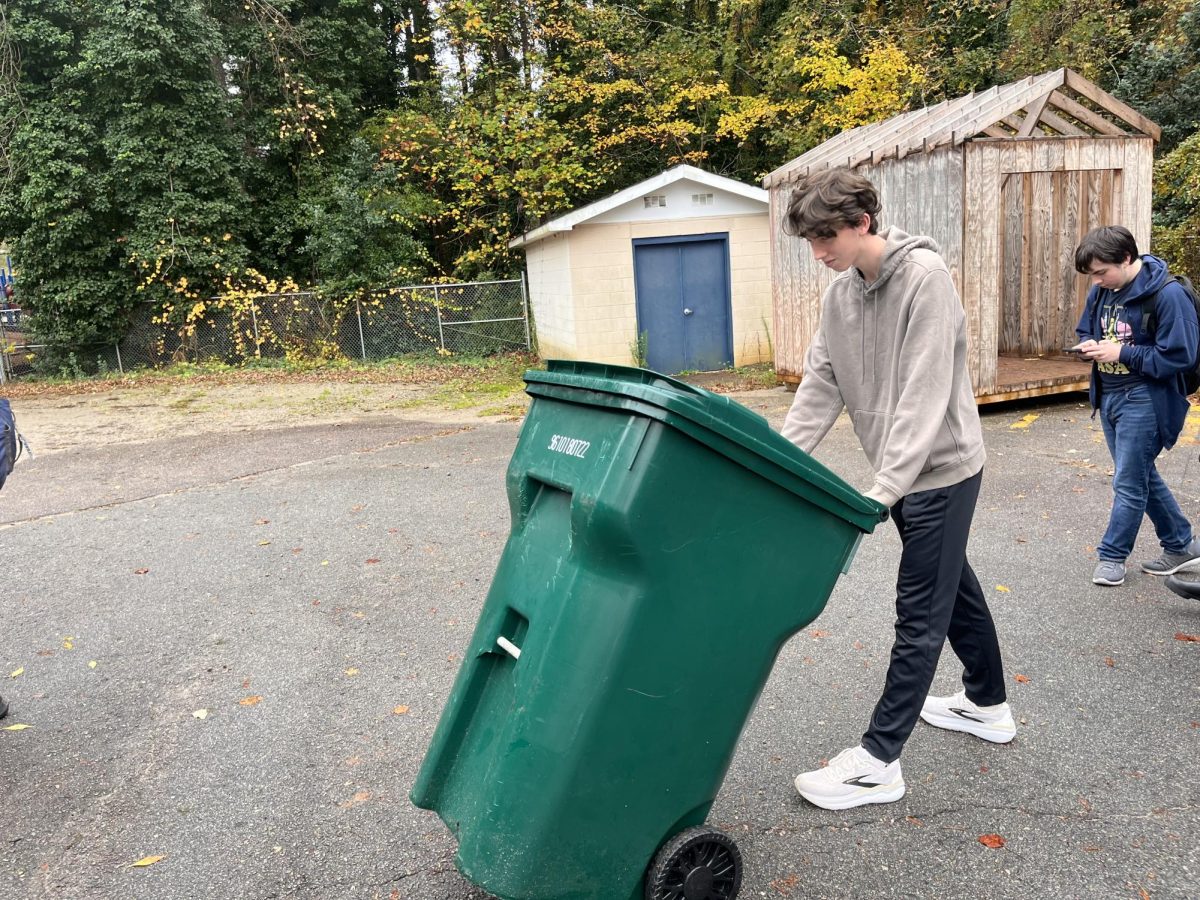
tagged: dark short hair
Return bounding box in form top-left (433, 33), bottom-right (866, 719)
top-left (783, 167), bottom-right (882, 238)
top-left (1074, 226), bottom-right (1139, 273)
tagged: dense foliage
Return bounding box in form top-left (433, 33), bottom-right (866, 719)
top-left (1, 0), bottom-right (1198, 348)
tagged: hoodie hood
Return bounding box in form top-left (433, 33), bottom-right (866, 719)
top-left (856, 227), bottom-right (940, 294)
top-left (1118, 254), bottom-right (1171, 303)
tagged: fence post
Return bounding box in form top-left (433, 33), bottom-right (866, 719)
top-left (520, 272), bottom-right (532, 351)
top-left (115, 343), bottom-right (124, 374)
top-left (434, 285), bottom-right (446, 352)
top-left (250, 300), bottom-right (261, 358)
top-left (356, 296), bottom-right (367, 361)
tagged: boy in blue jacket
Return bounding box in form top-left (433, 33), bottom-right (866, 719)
top-left (1072, 225), bottom-right (1200, 586)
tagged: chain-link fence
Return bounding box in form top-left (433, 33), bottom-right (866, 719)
top-left (0, 279), bottom-right (531, 382)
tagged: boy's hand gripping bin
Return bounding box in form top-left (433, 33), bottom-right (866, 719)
top-left (411, 361), bottom-right (886, 900)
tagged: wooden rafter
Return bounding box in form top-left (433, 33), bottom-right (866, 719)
top-left (1063, 69), bottom-right (1160, 141)
top-left (1017, 92), bottom-right (1053, 136)
top-left (1047, 90), bottom-right (1127, 136)
top-left (1038, 108), bottom-right (1087, 137)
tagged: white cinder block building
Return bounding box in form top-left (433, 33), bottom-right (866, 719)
top-left (509, 165), bottom-right (772, 374)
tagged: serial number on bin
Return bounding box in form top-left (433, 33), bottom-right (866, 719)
top-left (548, 434), bottom-right (591, 459)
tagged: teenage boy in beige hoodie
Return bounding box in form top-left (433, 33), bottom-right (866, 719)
top-left (780, 168), bottom-right (1013, 811)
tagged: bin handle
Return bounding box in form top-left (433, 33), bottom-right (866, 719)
top-left (496, 636), bottom-right (522, 660)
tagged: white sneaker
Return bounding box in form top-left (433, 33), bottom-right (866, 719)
top-left (920, 689), bottom-right (1016, 743)
top-left (793, 746), bottom-right (905, 811)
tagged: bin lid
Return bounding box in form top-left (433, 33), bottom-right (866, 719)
top-left (524, 360), bottom-right (887, 533)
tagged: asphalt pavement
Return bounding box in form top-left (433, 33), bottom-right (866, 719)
top-left (1, 385), bottom-right (1197, 899)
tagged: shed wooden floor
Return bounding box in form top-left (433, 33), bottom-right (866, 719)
top-left (780, 354), bottom-right (1091, 403)
top-left (983, 354), bottom-right (1090, 404)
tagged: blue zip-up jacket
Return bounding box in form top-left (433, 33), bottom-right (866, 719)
top-left (1075, 254), bottom-right (1198, 449)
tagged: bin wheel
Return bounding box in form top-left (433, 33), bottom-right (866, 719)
top-left (644, 825), bottom-right (743, 900)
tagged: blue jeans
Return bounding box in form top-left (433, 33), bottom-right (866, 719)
top-left (1097, 384), bottom-right (1192, 561)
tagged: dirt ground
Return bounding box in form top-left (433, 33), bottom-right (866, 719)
top-left (4, 366), bottom-right (781, 454)
top-left (5, 381), bottom-right (501, 454)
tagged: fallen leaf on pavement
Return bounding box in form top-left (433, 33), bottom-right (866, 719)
top-left (193, 709), bottom-right (209, 720)
top-left (255, 519), bottom-right (270, 525)
top-left (345, 668), bottom-right (359, 677)
top-left (978, 834), bottom-right (1005, 849)
top-left (1104, 657), bottom-right (1115, 667)
top-left (1014, 673), bottom-right (1031, 683)
top-left (133, 568), bottom-right (150, 575)
top-left (365, 558), bottom-right (380, 564)
top-left (130, 856), bottom-right (165, 868)
top-left (239, 695), bottom-right (263, 706)
top-left (1175, 633), bottom-right (1200, 643)
top-left (809, 629), bottom-right (830, 638)
top-left (769, 873), bottom-right (799, 894)
top-left (995, 585), bottom-right (1010, 593)
top-left (9, 667), bottom-right (23, 678)
top-left (339, 790), bottom-right (371, 809)
top-left (88, 660), bottom-right (97, 669)
top-left (3, 723), bottom-right (32, 731)
top-left (62, 637), bottom-right (74, 650)
top-left (394, 706), bottom-right (410, 715)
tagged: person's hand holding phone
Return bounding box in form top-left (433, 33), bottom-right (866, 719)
top-left (1068, 339), bottom-right (1121, 363)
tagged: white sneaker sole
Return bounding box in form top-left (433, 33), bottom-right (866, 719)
top-left (1093, 573), bottom-right (1125, 586)
top-left (1141, 559), bottom-right (1199, 576)
top-left (793, 777), bottom-right (906, 811)
top-left (919, 710), bottom-right (1016, 743)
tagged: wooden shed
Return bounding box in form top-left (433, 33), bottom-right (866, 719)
top-left (509, 165), bottom-right (772, 375)
top-left (764, 68), bottom-right (1162, 402)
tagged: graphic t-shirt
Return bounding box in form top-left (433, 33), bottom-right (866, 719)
top-left (1096, 293), bottom-right (1145, 390)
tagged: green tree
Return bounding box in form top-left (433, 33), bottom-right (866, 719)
top-left (2, 0), bottom-right (246, 351)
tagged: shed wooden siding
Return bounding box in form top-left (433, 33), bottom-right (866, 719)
top-left (963, 135), bottom-right (1154, 393)
top-left (771, 148), bottom-right (963, 382)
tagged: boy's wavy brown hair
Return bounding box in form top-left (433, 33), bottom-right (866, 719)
top-left (783, 167), bottom-right (882, 239)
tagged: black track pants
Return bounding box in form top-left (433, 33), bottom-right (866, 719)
top-left (860, 470), bottom-right (1007, 764)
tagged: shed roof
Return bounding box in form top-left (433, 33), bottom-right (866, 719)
top-left (509, 165), bottom-right (768, 249)
top-left (764, 68), bottom-right (1161, 189)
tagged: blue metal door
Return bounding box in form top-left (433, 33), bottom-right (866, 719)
top-left (633, 234), bottom-right (733, 374)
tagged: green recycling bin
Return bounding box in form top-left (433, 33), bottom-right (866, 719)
top-left (411, 360), bottom-right (886, 900)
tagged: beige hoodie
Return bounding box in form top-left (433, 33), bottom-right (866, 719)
top-left (781, 226), bottom-right (985, 508)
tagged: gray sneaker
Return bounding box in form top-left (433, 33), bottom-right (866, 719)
top-left (1093, 560), bottom-right (1126, 586)
top-left (1141, 539), bottom-right (1200, 575)
top-left (1165, 568), bottom-right (1200, 600)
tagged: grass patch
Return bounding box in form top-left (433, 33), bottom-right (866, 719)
top-left (3, 351), bottom-right (543, 403)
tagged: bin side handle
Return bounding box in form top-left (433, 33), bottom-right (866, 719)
top-left (496, 636), bottom-right (522, 659)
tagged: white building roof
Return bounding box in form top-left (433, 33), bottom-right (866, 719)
top-left (509, 165), bottom-right (768, 249)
